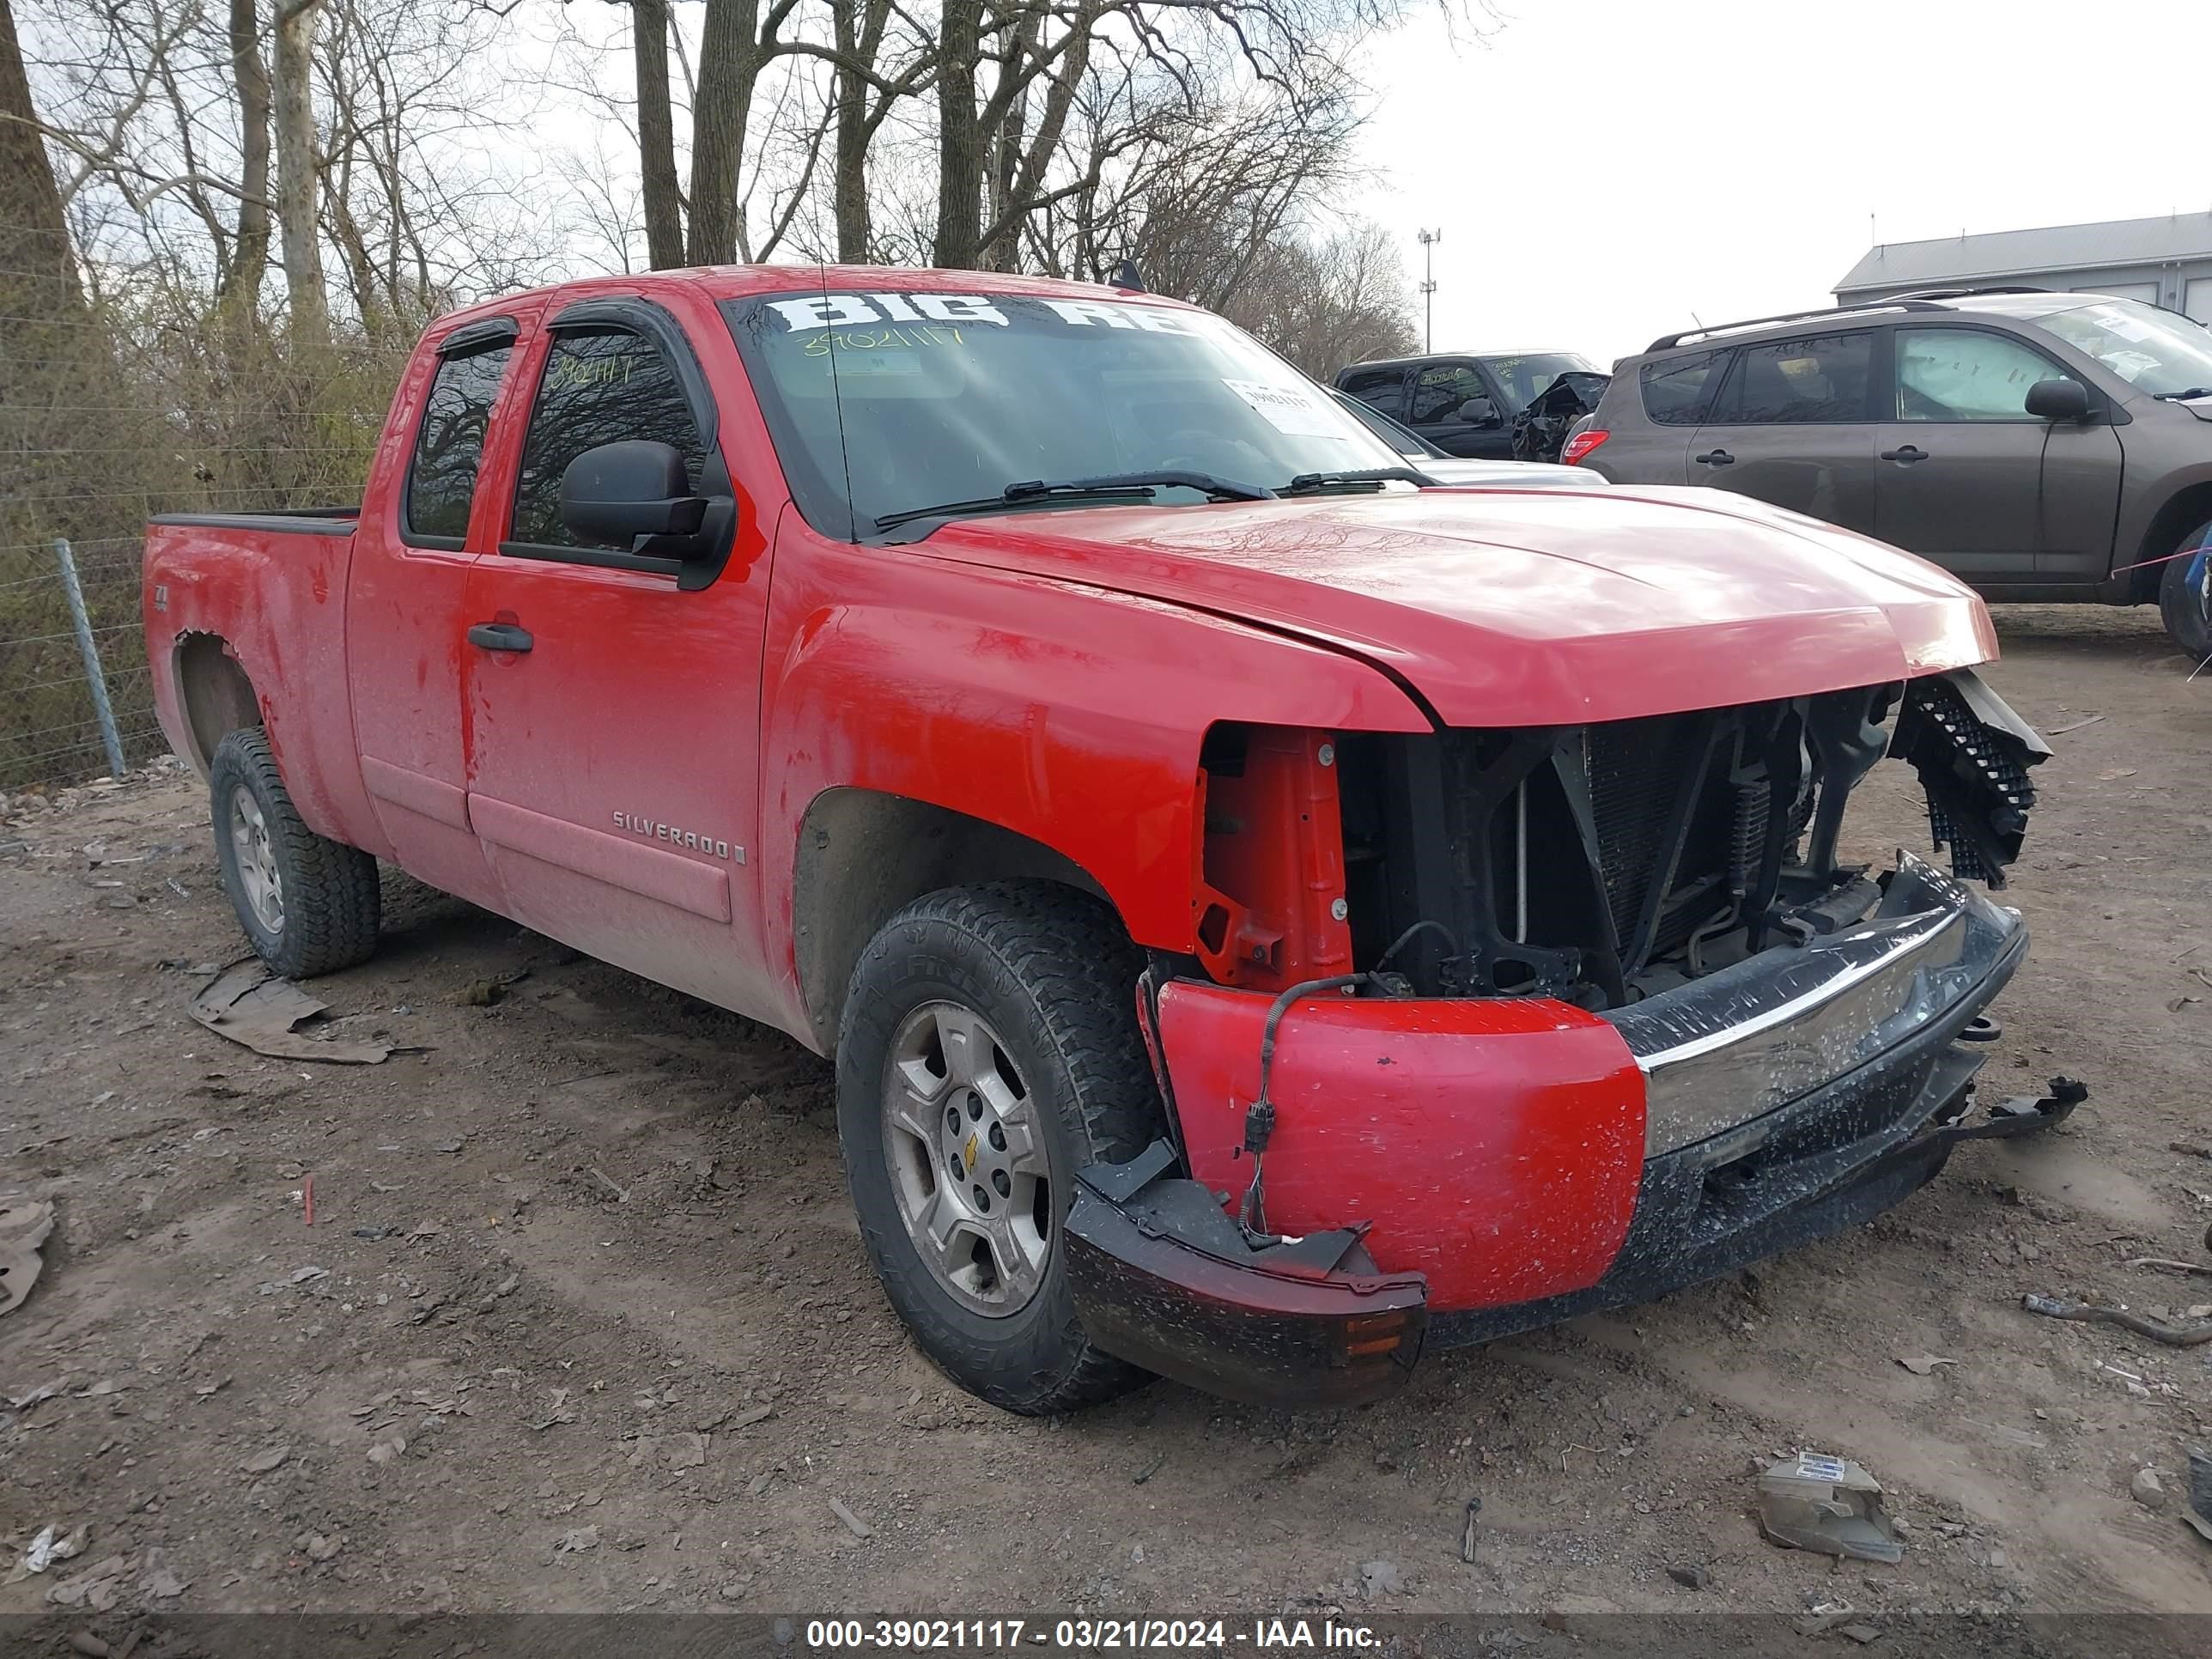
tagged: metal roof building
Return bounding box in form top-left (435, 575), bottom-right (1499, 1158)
top-left (1835, 212), bottom-right (2212, 321)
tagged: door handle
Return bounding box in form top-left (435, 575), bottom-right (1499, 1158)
top-left (1879, 445), bottom-right (1929, 465)
top-left (1694, 448), bottom-right (1734, 467)
top-left (467, 622), bottom-right (533, 653)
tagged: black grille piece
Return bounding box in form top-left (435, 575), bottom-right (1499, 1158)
top-left (1891, 674), bottom-right (2044, 888)
top-left (1583, 712), bottom-right (1739, 971)
top-left (1583, 717), bottom-right (1683, 949)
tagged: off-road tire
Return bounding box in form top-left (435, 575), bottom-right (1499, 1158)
top-left (208, 727), bottom-right (380, 978)
top-left (836, 882), bottom-right (1161, 1414)
top-left (2157, 520), bottom-right (2212, 662)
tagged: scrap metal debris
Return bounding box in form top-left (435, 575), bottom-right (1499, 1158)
top-left (189, 960), bottom-right (394, 1063)
top-left (2021, 1292), bottom-right (2212, 1347)
top-left (1756, 1453), bottom-right (1904, 1564)
top-left (0, 1194), bottom-right (57, 1317)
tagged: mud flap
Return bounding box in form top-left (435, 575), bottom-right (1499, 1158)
top-left (1064, 1140), bottom-right (1427, 1409)
top-left (1890, 667), bottom-right (2050, 887)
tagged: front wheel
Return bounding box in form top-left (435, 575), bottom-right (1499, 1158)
top-left (836, 882), bottom-right (1161, 1414)
top-left (208, 728), bottom-right (380, 979)
top-left (2157, 520), bottom-right (2212, 661)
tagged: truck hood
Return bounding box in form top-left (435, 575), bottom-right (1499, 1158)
top-left (921, 485), bottom-right (1997, 727)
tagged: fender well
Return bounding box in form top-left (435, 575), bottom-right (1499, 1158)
top-left (173, 633), bottom-right (261, 774)
top-left (794, 787), bottom-right (1111, 1052)
top-left (2132, 480), bottom-right (2212, 602)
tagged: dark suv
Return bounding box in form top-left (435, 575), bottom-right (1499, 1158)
top-left (1569, 289), bottom-right (2212, 655)
top-left (1338, 349), bottom-right (1599, 460)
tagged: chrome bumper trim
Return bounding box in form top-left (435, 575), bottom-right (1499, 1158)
top-left (1603, 851), bottom-right (2025, 1157)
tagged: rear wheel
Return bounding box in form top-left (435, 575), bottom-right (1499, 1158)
top-left (208, 728), bottom-right (380, 978)
top-left (836, 882), bottom-right (1160, 1413)
top-left (2157, 519), bottom-right (2212, 661)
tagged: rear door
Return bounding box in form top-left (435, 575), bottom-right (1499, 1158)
top-left (459, 298), bottom-right (780, 1018)
top-left (344, 312), bottom-right (533, 907)
top-left (1406, 361), bottom-right (1512, 459)
top-left (1874, 325), bottom-right (2121, 581)
top-left (1687, 330), bottom-right (1879, 533)
top-left (1592, 348), bottom-right (1729, 482)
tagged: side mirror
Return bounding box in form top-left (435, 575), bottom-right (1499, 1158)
top-left (2026, 379), bottom-right (2091, 422)
top-left (1458, 398), bottom-right (1502, 429)
top-left (559, 441), bottom-right (708, 547)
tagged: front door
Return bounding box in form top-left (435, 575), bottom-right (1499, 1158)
top-left (1407, 361), bottom-right (1512, 459)
top-left (1874, 325), bottom-right (2122, 582)
top-left (459, 303), bottom-right (778, 1018)
top-left (1686, 329), bottom-right (1879, 533)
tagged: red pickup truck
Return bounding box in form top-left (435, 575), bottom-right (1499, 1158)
top-left (143, 267), bottom-right (2071, 1414)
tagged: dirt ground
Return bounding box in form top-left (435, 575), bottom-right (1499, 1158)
top-left (3, 605), bottom-right (2211, 1638)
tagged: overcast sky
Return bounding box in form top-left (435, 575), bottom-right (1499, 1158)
top-left (1356, 0), bottom-right (2212, 366)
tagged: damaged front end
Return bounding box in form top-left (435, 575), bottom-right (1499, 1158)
top-left (1325, 663), bottom-right (2047, 1010)
top-left (1064, 667), bottom-right (2061, 1407)
top-left (1063, 1141), bottom-right (1427, 1408)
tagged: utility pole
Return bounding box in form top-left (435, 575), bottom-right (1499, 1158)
top-left (1417, 228), bottom-right (1441, 353)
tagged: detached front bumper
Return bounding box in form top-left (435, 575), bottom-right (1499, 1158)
top-left (1068, 854), bottom-right (2057, 1407)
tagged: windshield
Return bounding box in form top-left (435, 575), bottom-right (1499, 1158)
top-left (1481, 352), bottom-right (1598, 411)
top-left (2014, 296), bottom-right (2212, 396)
top-left (722, 290), bottom-right (1404, 535)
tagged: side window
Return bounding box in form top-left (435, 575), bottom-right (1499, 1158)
top-left (509, 329), bottom-right (708, 551)
top-left (1638, 349), bottom-right (1727, 425)
top-left (1895, 329), bottom-right (2078, 422)
top-left (1714, 331), bottom-right (1873, 424)
top-left (1341, 369), bottom-right (1408, 419)
top-left (404, 340), bottom-right (513, 544)
top-left (1409, 364), bottom-right (1494, 425)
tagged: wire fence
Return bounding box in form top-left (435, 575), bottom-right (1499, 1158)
top-left (3, 244), bottom-right (404, 792)
top-left (0, 483), bottom-right (383, 795)
top-left (0, 536), bottom-right (166, 793)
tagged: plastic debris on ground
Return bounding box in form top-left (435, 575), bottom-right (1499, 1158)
top-left (2188, 1447), bottom-right (2212, 1545)
top-left (1756, 1452), bottom-right (1905, 1564)
top-left (0, 1194), bottom-right (57, 1317)
top-left (5, 1523), bottom-right (88, 1583)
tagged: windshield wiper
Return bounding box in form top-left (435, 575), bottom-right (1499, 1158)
top-left (2153, 386), bottom-right (2212, 401)
top-left (873, 470), bottom-right (1274, 532)
top-left (1009, 470), bottom-right (1274, 502)
top-left (1282, 466), bottom-right (1438, 495)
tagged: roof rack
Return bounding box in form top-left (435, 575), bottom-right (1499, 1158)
top-left (1646, 285), bottom-right (2059, 354)
top-left (1647, 299), bottom-right (1952, 353)
top-left (1879, 284), bottom-right (2050, 301)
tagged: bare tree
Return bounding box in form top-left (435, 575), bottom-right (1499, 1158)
top-left (219, 0), bottom-right (271, 305)
top-left (0, 0), bottom-right (77, 311)
top-left (629, 0), bottom-right (685, 266)
top-left (687, 0), bottom-right (805, 264)
top-left (272, 0), bottom-right (327, 343)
